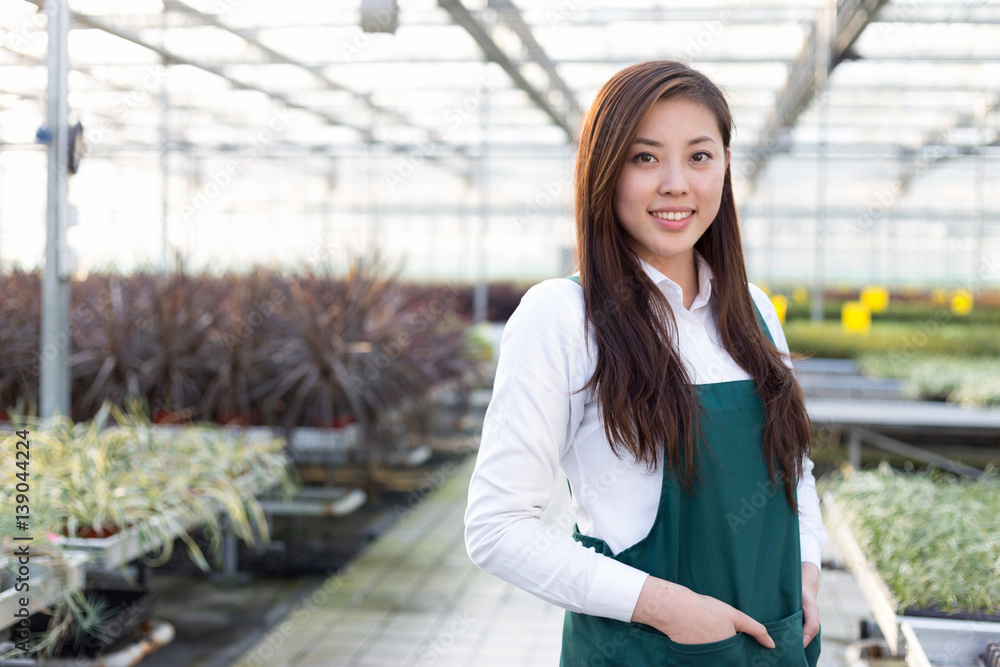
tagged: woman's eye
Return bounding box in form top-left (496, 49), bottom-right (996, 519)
top-left (634, 152), bottom-right (655, 163)
top-left (691, 151), bottom-right (712, 162)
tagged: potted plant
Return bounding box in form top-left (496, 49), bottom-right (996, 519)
top-left (0, 402), bottom-right (293, 658)
top-left (0, 270), bottom-right (41, 418)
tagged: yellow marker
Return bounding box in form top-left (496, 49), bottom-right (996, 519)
top-left (951, 289), bottom-right (973, 315)
top-left (771, 294), bottom-right (788, 324)
top-left (842, 301), bottom-right (871, 335)
top-left (860, 286), bottom-right (889, 313)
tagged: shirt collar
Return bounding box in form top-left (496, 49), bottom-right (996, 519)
top-left (636, 251), bottom-right (714, 311)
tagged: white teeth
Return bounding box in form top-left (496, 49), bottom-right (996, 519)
top-left (652, 211), bottom-right (693, 221)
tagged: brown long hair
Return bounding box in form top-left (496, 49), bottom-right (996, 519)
top-left (574, 61), bottom-right (811, 509)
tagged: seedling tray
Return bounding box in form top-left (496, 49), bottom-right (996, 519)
top-left (0, 553), bottom-right (87, 633)
top-left (823, 495), bottom-right (1000, 666)
top-left (57, 467), bottom-right (282, 572)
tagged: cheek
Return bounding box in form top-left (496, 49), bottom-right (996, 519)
top-left (615, 172), bottom-right (654, 208)
top-left (612, 178), bottom-right (636, 217)
top-left (696, 169), bottom-right (726, 203)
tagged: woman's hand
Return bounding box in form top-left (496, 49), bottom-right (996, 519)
top-left (801, 563), bottom-right (821, 647)
top-left (631, 576), bottom-right (775, 648)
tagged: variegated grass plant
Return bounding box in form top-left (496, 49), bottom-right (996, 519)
top-left (0, 401), bottom-right (293, 656)
top-left (858, 353), bottom-right (1000, 407)
top-left (821, 463), bottom-right (1000, 615)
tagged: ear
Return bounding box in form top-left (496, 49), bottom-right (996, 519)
top-left (725, 146), bottom-right (731, 170)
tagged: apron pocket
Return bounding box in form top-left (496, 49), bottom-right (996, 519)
top-left (625, 624), bottom-right (744, 666)
top-left (746, 609), bottom-right (814, 667)
top-left (623, 611), bottom-right (818, 667)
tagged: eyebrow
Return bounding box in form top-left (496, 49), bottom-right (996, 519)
top-left (632, 135), bottom-right (718, 147)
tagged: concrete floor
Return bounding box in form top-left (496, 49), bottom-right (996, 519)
top-left (218, 457), bottom-right (874, 667)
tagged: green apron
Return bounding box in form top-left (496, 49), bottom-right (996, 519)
top-left (560, 277), bottom-right (820, 666)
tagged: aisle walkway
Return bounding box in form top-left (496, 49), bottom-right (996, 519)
top-left (232, 457), bottom-right (870, 667)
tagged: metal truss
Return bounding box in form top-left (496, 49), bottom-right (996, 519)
top-left (741, 0), bottom-right (891, 189)
top-left (438, 0), bottom-right (582, 141)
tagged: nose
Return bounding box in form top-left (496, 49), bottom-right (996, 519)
top-left (658, 160), bottom-right (689, 196)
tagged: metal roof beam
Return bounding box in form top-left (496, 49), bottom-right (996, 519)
top-left (896, 95), bottom-right (1000, 192)
top-left (64, 12), bottom-right (372, 140)
top-left (163, 0), bottom-right (478, 176)
top-left (31, 0), bottom-right (481, 155)
top-left (438, 0), bottom-right (581, 142)
top-left (742, 0), bottom-right (890, 188)
top-left (166, 2), bottom-right (397, 135)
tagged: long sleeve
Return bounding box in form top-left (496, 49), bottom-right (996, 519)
top-left (464, 282), bottom-right (649, 623)
top-left (749, 284), bottom-right (829, 568)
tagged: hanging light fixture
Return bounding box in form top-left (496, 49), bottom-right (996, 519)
top-left (360, 0), bottom-right (398, 34)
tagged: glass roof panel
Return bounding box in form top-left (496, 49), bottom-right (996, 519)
top-left (1, 0), bottom-right (998, 280)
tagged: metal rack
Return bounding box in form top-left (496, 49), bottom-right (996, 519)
top-left (0, 466), bottom-right (284, 634)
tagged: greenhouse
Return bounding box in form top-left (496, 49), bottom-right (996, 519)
top-left (1, 0), bottom-right (999, 666)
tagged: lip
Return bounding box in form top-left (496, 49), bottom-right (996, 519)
top-left (648, 209), bottom-right (695, 231)
top-left (649, 206), bottom-right (696, 213)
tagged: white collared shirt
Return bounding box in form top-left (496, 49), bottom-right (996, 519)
top-left (464, 254), bottom-right (828, 624)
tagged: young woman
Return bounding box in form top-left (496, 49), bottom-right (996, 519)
top-left (465, 61), bottom-right (826, 666)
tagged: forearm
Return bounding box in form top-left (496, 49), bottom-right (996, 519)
top-left (801, 562), bottom-right (820, 645)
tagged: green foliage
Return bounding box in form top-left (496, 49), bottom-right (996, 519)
top-left (463, 324), bottom-right (495, 362)
top-left (822, 464), bottom-right (1000, 615)
top-left (858, 354), bottom-right (1000, 406)
top-left (783, 321), bottom-right (1000, 359)
top-left (0, 402), bottom-right (293, 657)
top-left (786, 300), bottom-right (1000, 325)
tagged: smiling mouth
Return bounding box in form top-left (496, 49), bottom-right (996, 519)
top-left (650, 210), bottom-right (694, 221)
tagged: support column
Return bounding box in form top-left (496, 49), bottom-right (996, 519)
top-left (160, 55), bottom-right (170, 272)
top-left (473, 71), bottom-right (489, 324)
top-left (40, 0), bottom-right (71, 419)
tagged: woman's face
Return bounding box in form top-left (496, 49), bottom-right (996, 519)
top-left (613, 96), bottom-right (730, 280)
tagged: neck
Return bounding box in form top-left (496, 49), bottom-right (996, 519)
top-left (642, 250), bottom-right (700, 309)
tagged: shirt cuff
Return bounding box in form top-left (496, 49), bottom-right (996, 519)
top-left (800, 535), bottom-right (823, 570)
top-left (584, 555), bottom-right (649, 623)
